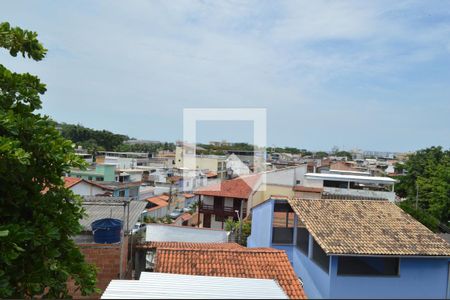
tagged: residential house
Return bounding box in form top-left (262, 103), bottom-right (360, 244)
top-left (69, 163), bottom-right (116, 181)
top-left (116, 168), bottom-right (144, 182)
top-left (64, 177), bottom-right (110, 196)
top-left (303, 172), bottom-right (397, 201)
top-left (175, 145), bottom-right (227, 179)
top-left (101, 272), bottom-right (289, 299)
top-left (135, 241), bottom-right (306, 299)
top-left (194, 165), bottom-right (309, 229)
top-left (144, 195), bottom-right (169, 219)
top-left (248, 198), bottom-right (450, 299)
top-left (183, 193), bottom-right (198, 208)
top-left (226, 153), bottom-right (251, 178)
top-left (96, 151), bottom-right (149, 168)
top-left (194, 174), bottom-right (260, 229)
top-left (92, 181), bottom-right (141, 199)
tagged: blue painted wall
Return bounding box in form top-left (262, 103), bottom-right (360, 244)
top-left (329, 256), bottom-right (450, 299)
top-left (249, 198), bottom-right (450, 299)
top-left (247, 200), bottom-right (273, 247)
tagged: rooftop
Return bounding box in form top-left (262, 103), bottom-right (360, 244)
top-left (101, 272), bottom-right (288, 299)
top-left (144, 223), bottom-right (229, 243)
top-left (146, 195), bottom-right (169, 207)
top-left (137, 241), bottom-right (243, 250)
top-left (64, 177), bottom-right (83, 188)
top-left (194, 174), bottom-right (260, 199)
top-left (154, 247), bottom-right (306, 299)
top-left (305, 172), bottom-right (397, 184)
top-left (288, 198), bottom-right (450, 256)
top-left (79, 197), bottom-right (147, 232)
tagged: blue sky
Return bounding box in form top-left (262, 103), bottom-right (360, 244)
top-left (1, 0), bottom-right (449, 152)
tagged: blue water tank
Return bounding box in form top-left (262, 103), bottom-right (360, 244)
top-left (91, 218), bottom-right (123, 244)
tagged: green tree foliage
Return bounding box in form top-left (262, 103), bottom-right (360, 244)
top-left (115, 142), bottom-right (175, 153)
top-left (395, 146), bottom-right (450, 228)
top-left (335, 151), bottom-right (353, 160)
top-left (398, 201), bottom-right (440, 232)
top-left (59, 123), bottom-right (128, 152)
top-left (313, 151), bottom-right (329, 159)
top-left (225, 219), bottom-right (251, 246)
top-left (0, 22), bottom-right (97, 298)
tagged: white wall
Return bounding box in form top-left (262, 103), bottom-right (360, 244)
top-left (265, 165), bottom-right (307, 186)
top-left (70, 182), bottom-right (105, 196)
top-left (144, 206), bottom-right (168, 219)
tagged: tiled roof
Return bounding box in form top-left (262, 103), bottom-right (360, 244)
top-left (321, 193), bottom-right (387, 201)
top-left (183, 193), bottom-right (196, 198)
top-left (194, 174), bottom-right (260, 199)
top-left (176, 212), bottom-right (192, 222)
top-left (146, 195), bottom-right (169, 207)
top-left (64, 177), bottom-right (82, 188)
top-left (154, 247), bottom-right (306, 299)
top-left (288, 198), bottom-right (450, 256)
top-left (205, 171), bottom-right (217, 178)
top-left (137, 241), bottom-right (243, 249)
top-left (293, 186), bottom-right (323, 193)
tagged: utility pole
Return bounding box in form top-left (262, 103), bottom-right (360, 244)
top-left (239, 201), bottom-right (244, 244)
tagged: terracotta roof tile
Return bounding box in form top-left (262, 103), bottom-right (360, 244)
top-left (137, 241), bottom-right (244, 250)
top-left (288, 198), bottom-right (450, 256)
top-left (206, 171), bottom-right (217, 178)
top-left (146, 195), bottom-right (169, 207)
top-left (64, 177), bottom-right (83, 188)
top-left (177, 212), bottom-right (192, 222)
top-left (194, 174), bottom-right (260, 199)
top-left (154, 246), bottom-right (306, 299)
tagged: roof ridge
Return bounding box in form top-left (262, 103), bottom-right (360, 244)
top-left (156, 247), bottom-right (284, 253)
top-left (291, 197), bottom-right (391, 203)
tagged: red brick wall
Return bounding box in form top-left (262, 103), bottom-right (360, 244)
top-left (69, 237), bottom-right (129, 299)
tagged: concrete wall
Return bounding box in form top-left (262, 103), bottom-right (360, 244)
top-left (70, 182), bottom-right (105, 196)
top-left (247, 200), bottom-right (273, 247)
top-left (144, 206), bottom-right (168, 219)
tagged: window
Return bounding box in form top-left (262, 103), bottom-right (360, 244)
top-left (118, 190), bottom-right (126, 197)
top-left (296, 180), bottom-right (301, 184)
top-left (323, 180), bottom-right (348, 188)
top-left (272, 201), bottom-right (294, 244)
top-left (337, 256), bottom-right (399, 276)
top-left (296, 221), bottom-right (309, 254)
top-left (88, 176), bottom-right (93, 180)
top-left (312, 239), bottom-right (329, 273)
top-left (215, 215), bottom-right (224, 222)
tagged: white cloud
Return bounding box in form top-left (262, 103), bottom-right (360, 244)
top-left (1, 0), bottom-right (449, 150)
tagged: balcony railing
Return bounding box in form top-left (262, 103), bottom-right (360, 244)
top-left (200, 204), bottom-right (247, 216)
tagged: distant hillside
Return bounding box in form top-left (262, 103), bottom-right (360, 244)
top-left (58, 123), bottom-right (129, 152)
top-left (57, 122), bottom-right (175, 154)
